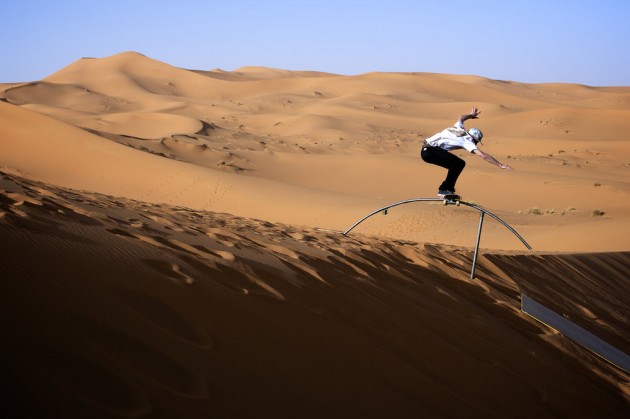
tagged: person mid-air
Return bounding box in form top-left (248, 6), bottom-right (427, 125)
top-left (421, 107), bottom-right (513, 197)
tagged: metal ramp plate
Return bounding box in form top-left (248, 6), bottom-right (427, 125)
top-left (521, 294), bottom-right (630, 373)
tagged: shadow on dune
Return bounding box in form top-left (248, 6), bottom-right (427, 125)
top-left (0, 172), bottom-right (628, 418)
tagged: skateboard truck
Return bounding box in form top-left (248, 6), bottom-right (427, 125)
top-left (442, 194), bottom-right (461, 206)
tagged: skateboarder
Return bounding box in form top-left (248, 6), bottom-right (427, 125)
top-left (421, 107), bottom-right (512, 197)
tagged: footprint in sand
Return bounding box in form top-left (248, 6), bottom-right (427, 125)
top-left (215, 250), bottom-right (235, 261)
top-left (203, 227), bottom-right (244, 248)
top-left (140, 213), bottom-right (185, 232)
top-left (1, 191), bottom-right (35, 218)
top-left (6, 191), bottom-right (43, 207)
top-left (142, 258), bottom-right (195, 285)
top-left (108, 226), bottom-right (222, 262)
top-left (5, 188), bottom-right (104, 226)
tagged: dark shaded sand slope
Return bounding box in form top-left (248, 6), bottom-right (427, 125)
top-left (1, 171), bottom-right (628, 418)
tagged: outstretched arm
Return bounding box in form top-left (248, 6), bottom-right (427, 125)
top-left (459, 107), bottom-right (481, 124)
top-left (473, 149), bottom-right (513, 170)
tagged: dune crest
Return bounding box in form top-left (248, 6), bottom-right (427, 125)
top-left (2, 51), bottom-right (629, 251)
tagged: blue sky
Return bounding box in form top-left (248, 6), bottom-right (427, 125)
top-left (3, 0), bottom-right (629, 86)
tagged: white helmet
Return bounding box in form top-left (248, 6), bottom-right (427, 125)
top-left (468, 128), bottom-right (483, 142)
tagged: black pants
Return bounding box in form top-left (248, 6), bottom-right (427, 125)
top-left (421, 146), bottom-right (466, 192)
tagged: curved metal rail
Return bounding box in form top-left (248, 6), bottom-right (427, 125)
top-left (343, 198), bottom-right (446, 236)
top-left (458, 201), bottom-right (532, 250)
top-left (342, 198), bottom-right (532, 279)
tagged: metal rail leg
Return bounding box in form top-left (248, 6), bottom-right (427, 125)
top-left (470, 211), bottom-right (485, 280)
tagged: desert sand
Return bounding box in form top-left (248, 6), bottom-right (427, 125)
top-left (0, 52), bottom-right (628, 417)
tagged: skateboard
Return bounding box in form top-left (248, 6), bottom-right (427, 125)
top-left (441, 194), bottom-right (461, 206)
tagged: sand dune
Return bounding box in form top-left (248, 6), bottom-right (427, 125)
top-left (1, 52), bottom-right (629, 416)
top-left (0, 172), bottom-right (628, 417)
